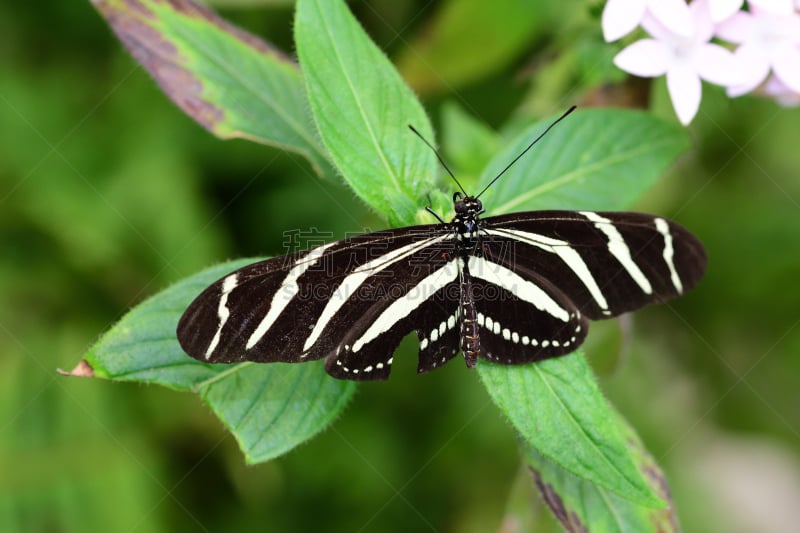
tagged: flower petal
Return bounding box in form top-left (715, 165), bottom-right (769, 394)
top-left (715, 11), bottom-right (753, 43)
top-left (641, 12), bottom-right (675, 41)
top-left (776, 14), bottom-right (800, 47)
top-left (614, 39), bottom-right (672, 77)
top-left (694, 43), bottom-right (747, 87)
top-left (771, 44), bottom-right (800, 93)
top-left (725, 44), bottom-right (772, 96)
top-left (647, 0), bottom-right (694, 38)
top-left (603, 0), bottom-right (647, 42)
top-left (749, 0), bottom-right (794, 14)
top-left (688, 0), bottom-right (716, 43)
top-left (667, 65), bottom-right (702, 125)
top-left (708, 0), bottom-right (744, 22)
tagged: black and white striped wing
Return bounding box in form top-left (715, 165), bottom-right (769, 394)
top-left (465, 255), bottom-right (590, 365)
top-left (330, 275), bottom-right (462, 380)
top-left (177, 226), bottom-right (459, 380)
top-left (455, 210), bottom-right (705, 366)
top-left (479, 210), bottom-right (707, 320)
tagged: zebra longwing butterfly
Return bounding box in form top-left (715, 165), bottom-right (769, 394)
top-left (177, 110), bottom-right (707, 381)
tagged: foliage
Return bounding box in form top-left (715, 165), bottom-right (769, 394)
top-left (2, 0), bottom-right (799, 532)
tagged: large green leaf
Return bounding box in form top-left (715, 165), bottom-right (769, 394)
top-left (77, 259), bottom-right (356, 464)
top-left (524, 410), bottom-right (679, 532)
top-left (479, 109), bottom-right (689, 214)
top-left (93, 0), bottom-right (332, 176)
top-left (294, 0), bottom-right (437, 226)
top-left (478, 354), bottom-right (662, 507)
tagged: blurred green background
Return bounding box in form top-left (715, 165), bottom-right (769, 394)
top-left (2, 1), bottom-right (799, 531)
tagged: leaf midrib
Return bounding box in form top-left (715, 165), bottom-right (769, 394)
top-left (532, 362), bottom-right (649, 503)
top-left (492, 138), bottom-right (682, 214)
top-left (312, 0), bottom-right (402, 194)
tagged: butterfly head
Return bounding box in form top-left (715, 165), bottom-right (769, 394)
top-left (453, 192), bottom-right (483, 218)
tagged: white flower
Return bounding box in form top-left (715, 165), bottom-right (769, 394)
top-left (749, 0), bottom-right (796, 14)
top-left (707, 0), bottom-right (743, 22)
top-left (602, 0), bottom-right (692, 42)
top-left (614, 0), bottom-right (743, 124)
top-left (716, 6), bottom-right (800, 96)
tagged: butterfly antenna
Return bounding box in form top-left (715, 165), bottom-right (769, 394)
top-left (476, 105), bottom-right (576, 199)
top-left (408, 124), bottom-right (468, 196)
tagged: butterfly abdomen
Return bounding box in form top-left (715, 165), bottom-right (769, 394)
top-left (458, 263), bottom-right (480, 368)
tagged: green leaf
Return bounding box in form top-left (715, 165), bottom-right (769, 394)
top-left (395, 0), bottom-right (557, 94)
top-left (480, 109), bottom-right (689, 214)
top-left (477, 353), bottom-right (663, 507)
top-left (524, 410), bottom-right (679, 532)
top-left (79, 259), bottom-right (356, 464)
top-left (294, 0), bottom-right (437, 226)
top-left (93, 0), bottom-right (332, 176)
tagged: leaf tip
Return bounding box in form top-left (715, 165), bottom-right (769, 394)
top-left (57, 359), bottom-right (95, 378)
top-left (641, 464), bottom-right (671, 509)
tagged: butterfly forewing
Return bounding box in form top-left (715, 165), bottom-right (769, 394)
top-left (177, 225), bottom-right (457, 370)
top-left (481, 211), bottom-right (707, 320)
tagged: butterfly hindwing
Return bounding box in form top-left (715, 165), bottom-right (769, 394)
top-left (326, 260), bottom-right (461, 380)
top-left (465, 254), bottom-right (589, 365)
top-left (413, 280), bottom-right (461, 375)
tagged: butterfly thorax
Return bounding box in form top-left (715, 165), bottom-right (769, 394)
top-left (452, 194), bottom-right (483, 242)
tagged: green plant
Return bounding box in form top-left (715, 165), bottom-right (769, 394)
top-left (71, 0), bottom-right (696, 529)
